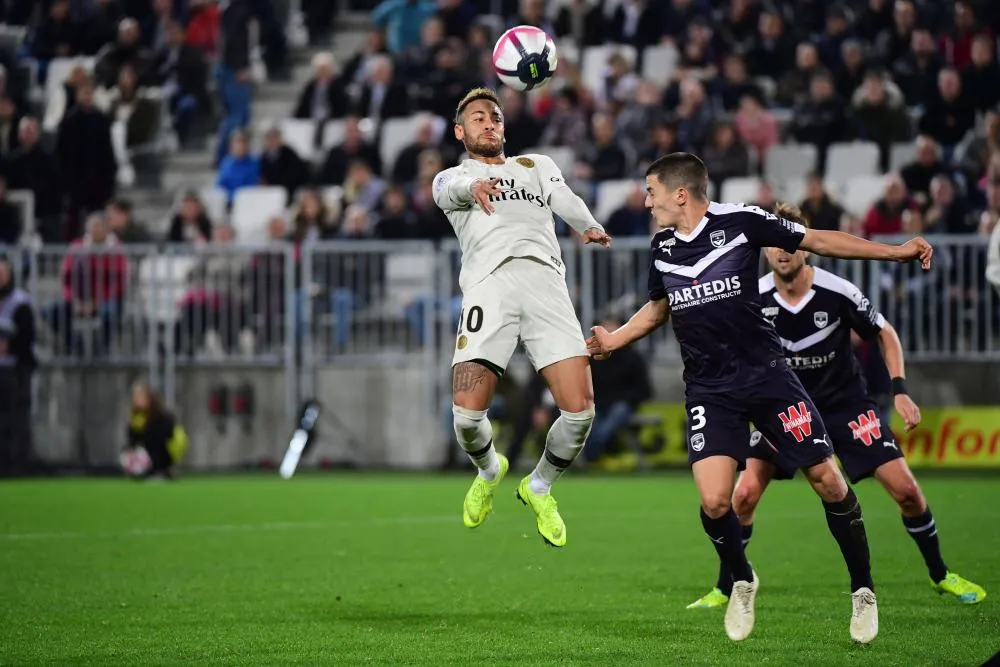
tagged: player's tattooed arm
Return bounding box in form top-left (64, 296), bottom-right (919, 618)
top-left (453, 361), bottom-right (490, 394)
top-left (587, 299), bottom-right (669, 360)
top-left (800, 229), bottom-right (933, 269)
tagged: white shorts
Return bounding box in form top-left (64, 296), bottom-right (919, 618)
top-left (452, 258), bottom-right (587, 373)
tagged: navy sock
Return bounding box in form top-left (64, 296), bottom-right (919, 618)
top-left (716, 523), bottom-right (753, 596)
top-left (823, 486), bottom-right (874, 593)
top-left (700, 508), bottom-right (753, 585)
top-left (903, 509), bottom-right (948, 583)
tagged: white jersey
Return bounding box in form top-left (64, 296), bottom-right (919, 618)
top-left (432, 153), bottom-right (604, 292)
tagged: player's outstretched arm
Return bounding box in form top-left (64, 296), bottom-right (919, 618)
top-left (800, 229), bottom-right (933, 269)
top-left (876, 320), bottom-right (921, 431)
top-left (535, 154), bottom-right (611, 246)
top-left (587, 298), bottom-right (669, 360)
top-left (432, 171), bottom-right (504, 214)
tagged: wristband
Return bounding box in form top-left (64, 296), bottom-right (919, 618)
top-left (891, 377), bottom-right (908, 396)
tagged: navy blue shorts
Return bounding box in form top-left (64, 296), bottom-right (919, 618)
top-left (686, 369), bottom-right (834, 471)
top-left (749, 399), bottom-right (903, 484)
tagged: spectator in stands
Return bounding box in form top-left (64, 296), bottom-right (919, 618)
top-left (582, 314), bottom-right (652, 465)
top-left (416, 45), bottom-right (472, 121)
top-left (876, 0), bottom-right (916, 66)
top-left (105, 64), bottom-right (160, 151)
top-left (153, 20), bottom-right (210, 147)
top-left (43, 60), bottom-right (89, 134)
top-left (672, 77), bottom-right (714, 152)
top-left (746, 7), bottom-right (795, 78)
top-left (939, 0), bottom-right (993, 70)
top-left (0, 176), bottom-right (21, 245)
top-left (777, 42), bottom-right (823, 108)
top-left (32, 0), bottom-right (84, 64)
top-left (186, 0), bottom-right (221, 57)
top-left (751, 181), bottom-right (777, 213)
top-left (853, 69), bottom-right (912, 170)
top-left (260, 124), bottom-right (308, 205)
top-left (145, 0), bottom-right (175, 53)
top-left (374, 185), bottom-right (419, 239)
top-left (2, 118), bottom-right (62, 242)
top-left (924, 174), bottom-right (974, 234)
top-left (734, 91), bottom-right (779, 165)
top-left (342, 159), bottom-right (386, 212)
top-left (293, 52), bottom-right (348, 125)
top-left (397, 15), bottom-right (444, 84)
top-left (85, 0), bottom-right (125, 55)
top-left (0, 94), bottom-right (21, 157)
top-left (857, 0), bottom-right (893, 42)
top-left (410, 172), bottom-right (451, 240)
top-left (901, 135), bottom-right (948, 205)
top-left (956, 107), bottom-right (1000, 182)
top-left (215, 0), bottom-right (254, 165)
top-left (106, 198), bottom-right (152, 244)
top-left (355, 55), bottom-right (411, 123)
top-left (864, 172), bottom-right (917, 236)
top-left (95, 18), bottom-right (151, 89)
top-left (553, 0), bottom-right (605, 47)
top-left (392, 114), bottom-right (443, 184)
top-left (605, 185), bottom-right (648, 237)
top-left (52, 212), bottom-right (126, 355)
top-left (984, 179), bottom-right (1000, 295)
top-left (248, 216), bottom-right (291, 349)
top-left (216, 128), bottom-right (260, 205)
top-left (291, 188), bottom-right (338, 241)
top-left (178, 223), bottom-right (247, 355)
top-left (961, 35), bottom-right (1000, 113)
top-left (893, 28), bottom-right (942, 107)
top-left (598, 51), bottom-right (640, 110)
top-left (372, 0), bottom-right (436, 55)
top-left (57, 78), bottom-right (116, 240)
top-left (717, 0), bottom-right (757, 54)
top-left (342, 29), bottom-right (389, 86)
top-left (791, 71), bottom-right (850, 173)
top-left (918, 68), bottom-right (976, 156)
top-left (513, 0), bottom-right (555, 34)
top-left (436, 0), bottom-right (475, 40)
top-left (319, 117), bottom-right (382, 186)
top-left (702, 121), bottom-right (751, 194)
top-left (835, 39), bottom-right (869, 101)
top-left (800, 173), bottom-right (846, 232)
top-left (538, 88), bottom-right (587, 149)
top-left (712, 54), bottom-right (761, 112)
top-left (616, 81), bottom-right (662, 161)
top-left (610, 0), bottom-right (663, 50)
top-left (817, 4), bottom-right (854, 70)
top-left (462, 22), bottom-right (493, 82)
top-left (636, 120), bottom-right (679, 176)
top-left (0, 254), bottom-right (36, 476)
top-left (575, 112), bottom-right (629, 184)
top-left (168, 191), bottom-right (213, 244)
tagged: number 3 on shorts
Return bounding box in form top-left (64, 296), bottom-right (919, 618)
top-left (689, 405), bottom-right (706, 430)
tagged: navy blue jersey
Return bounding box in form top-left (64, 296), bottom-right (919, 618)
top-left (759, 267), bottom-right (886, 411)
top-left (648, 202), bottom-right (807, 394)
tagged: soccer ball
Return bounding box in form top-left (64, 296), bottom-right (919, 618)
top-left (120, 447), bottom-right (152, 477)
top-left (492, 25), bottom-right (558, 92)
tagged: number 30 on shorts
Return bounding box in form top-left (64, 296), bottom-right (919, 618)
top-left (689, 405), bottom-right (707, 430)
top-left (457, 306), bottom-right (484, 334)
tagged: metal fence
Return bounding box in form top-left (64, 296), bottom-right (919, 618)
top-left (12, 235), bottom-right (1000, 400)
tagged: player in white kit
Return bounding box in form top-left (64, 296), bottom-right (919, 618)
top-left (433, 88), bottom-right (611, 547)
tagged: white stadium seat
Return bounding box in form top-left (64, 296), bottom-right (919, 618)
top-left (889, 142), bottom-right (918, 172)
top-left (276, 118), bottom-right (318, 162)
top-left (380, 115), bottom-right (428, 173)
top-left (45, 57), bottom-right (95, 104)
top-left (640, 44), bottom-right (680, 87)
top-left (777, 176), bottom-right (807, 205)
top-left (230, 186), bottom-right (287, 243)
top-left (137, 255), bottom-right (197, 324)
top-left (842, 175), bottom-right (886, 218)
top-left (826, 142), bottom-right (880, 184)
top-left (594, 179), bottom-right (638, 224)
top-left (765, 144), bottom-right (817, 185)
top-left (580, 44), bottom-right (637, 96)
top-left (720, 176), bottom-right (762, 205)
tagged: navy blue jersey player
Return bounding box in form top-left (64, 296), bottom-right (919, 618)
top-left (586, 153), bottom-right (933, 645)
top-left (688, 202), bottom-right (986, 611)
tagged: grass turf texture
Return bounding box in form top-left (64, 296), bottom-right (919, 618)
top-left (1, 473), bottom-right (997, 666)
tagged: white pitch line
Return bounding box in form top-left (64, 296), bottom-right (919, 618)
top-left (0, 515), bottom-right (458, 542)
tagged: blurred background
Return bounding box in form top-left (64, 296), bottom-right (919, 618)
top-left (0, 0), bottom-right (998, 478)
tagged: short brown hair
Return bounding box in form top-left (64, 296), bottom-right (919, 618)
top-left (455, 87), bottom-right (502, 124)
top-left (645, 152), bottom-right (709, 201)
top-left (774, 201), bottom-right (811, 228)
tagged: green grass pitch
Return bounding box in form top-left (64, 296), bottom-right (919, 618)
top-left (1, 472), bottom-right (998, 665)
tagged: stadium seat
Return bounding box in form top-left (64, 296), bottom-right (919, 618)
top-left (137, 255), bottom-right (197, 325)
top-left (45, 57), bottom-right (95, 106)
top-left (890, 142), bottom-right (918, 172)
top-left (765, 144), bottom-right (817, 185)
top-left (321, 119), bottom-right (376, 151)
top-left (720, 176), bottom-right (762, 205)
top-left (640, 44), bottom-right (680, 86)
top-left (580, 44), bottom-right (637, 96)
top-left (777, 177), bottom-right (807, 206)
top-left (842, 174), bottom-right (886, 218)
top-left (173, 187), bottom-right (227, 226)
top-left (230, 186), bottom-right (287, 243)
top-left (275, 118), bottom-right (317, 162)
top-left (827, 142), bottom-right (880, 184)
top-left (380, 115), bottom-right (428, 173)
top-left (595, 179), bottom-right (638, 224)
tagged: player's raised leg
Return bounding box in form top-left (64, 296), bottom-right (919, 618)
top-left (514, 355), bottom-right (595, 547)
top-left (873, 459), bottom-right (986, 604)
top-left (689, 454), bottom-right (774, 610)
top-left (453, 360), bottom-right (509, 528)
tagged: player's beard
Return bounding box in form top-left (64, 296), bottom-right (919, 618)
top-left (466, 134), bottom-right (503, 159)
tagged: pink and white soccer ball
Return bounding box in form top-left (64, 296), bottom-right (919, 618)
top-left (492, 26), bottom-right (558, 92)
top-left (120, 447), bottom-right (152, 476)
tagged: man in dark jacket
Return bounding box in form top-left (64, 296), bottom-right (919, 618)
top-left (0, 255), bottom-right (36, 476)
top-left (215, 0), bottom-right (253, 165)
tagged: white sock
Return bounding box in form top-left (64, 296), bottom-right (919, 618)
top-left (528, 468), bottom-right (551, 495)
top-left (529, 408), bottom-right (594, 495)
top-left (453, 404), bottom-right (499, 480)
top-left (478, 452), bottom-right (500, 481)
